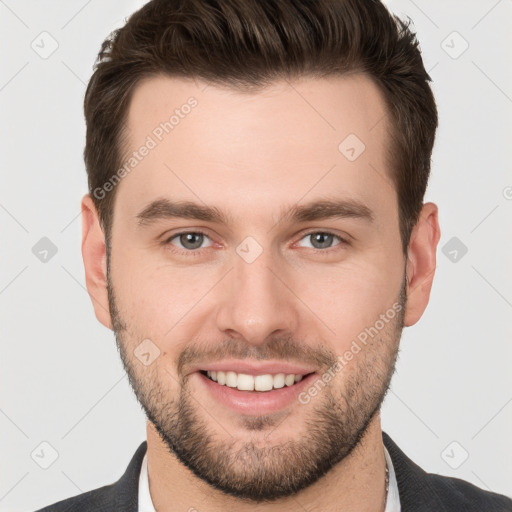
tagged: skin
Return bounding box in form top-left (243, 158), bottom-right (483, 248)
top-left (81, 74), bottom-right (440, 511)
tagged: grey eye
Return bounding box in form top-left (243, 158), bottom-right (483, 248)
top-left (297, 232), bottom-right (343, 250)
top-left (170, 232), bottom-right (211, 250)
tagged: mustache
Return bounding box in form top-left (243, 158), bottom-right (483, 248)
top-left (176, 337), bottom-right (337, 376)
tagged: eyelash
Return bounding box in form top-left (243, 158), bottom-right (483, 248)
top-left (162, 230), bottom-right (349, 256)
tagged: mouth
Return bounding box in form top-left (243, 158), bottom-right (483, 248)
top-left (199, 369), bottom-right (315, 392)
top-left (195, 369), bottom-right (318, 415)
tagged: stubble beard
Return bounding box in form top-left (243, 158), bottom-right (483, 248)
top-left (106, 259), bottom-right (406, 503)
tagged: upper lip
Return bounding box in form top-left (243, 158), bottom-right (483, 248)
top-left (190, 360), bottom-right (317, 376)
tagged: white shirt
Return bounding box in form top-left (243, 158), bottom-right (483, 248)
top-left (138, 446), bottom-right (401, 511)
top-left (138, 447), bottom-right (156, 512)
top-left (384, 444), bottom-right (401, 512)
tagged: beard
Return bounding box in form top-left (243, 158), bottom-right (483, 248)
top-left (107, 259), bottom-right (406, 503)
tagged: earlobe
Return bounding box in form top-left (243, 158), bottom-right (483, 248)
top-left (403, 202), bottom-right (441, 327)
top-left (81, 194), bottom-right (113, 330)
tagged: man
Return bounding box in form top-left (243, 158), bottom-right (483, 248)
top-left (36, 0), bottom-right (512, 511)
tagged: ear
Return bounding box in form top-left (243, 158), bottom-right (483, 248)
top-left (404, 202), bottom-right (441, 327)
top-left (81, 194), bottom-right (112, 330)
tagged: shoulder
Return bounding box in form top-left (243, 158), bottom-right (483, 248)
top-left (33, 483), bottom-right (117, 512)
top-left (426, 471), bottom-right (512, 511)
top-left (33, 441), bottom-right (147, 512)
top-left (383, 432), bottom-right (512, 511)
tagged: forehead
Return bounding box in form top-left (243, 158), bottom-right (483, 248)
top-left (117, 74), bottom-right (394, 225)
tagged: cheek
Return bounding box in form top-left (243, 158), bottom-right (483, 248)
top-left (111, 251), bottom-right (217, 336)
top-left (296, 260), bottom-right (402, 347)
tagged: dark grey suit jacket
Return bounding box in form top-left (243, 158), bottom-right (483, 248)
top-left (34, 432), bottom-right (512, 511)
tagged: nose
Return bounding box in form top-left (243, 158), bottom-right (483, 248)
top-left (215, 248), bottom-right (299, 346)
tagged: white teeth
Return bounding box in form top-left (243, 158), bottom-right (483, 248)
top-left (273, 373), bottom-right (285, 389)
top-left (284, 374), bottom-right (295, 386)
top-left (225, 371), bottom-right (238, 388)
top-left (237, 373), bottom-right (255, 391)
top-left (204, 370), bottom-right (307, 391)
top-left (254, 374), bottom-right (273, 391)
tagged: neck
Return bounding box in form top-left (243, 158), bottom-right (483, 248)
top-left (146, 414), bottom-right (388, 512)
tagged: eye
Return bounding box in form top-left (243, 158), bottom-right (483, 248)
top-left (296, 231), bottom-right (346, 250)
top-left (163, 230), bottom-right (347, 254)
top-left (166, 231), bottom-right (213, 251)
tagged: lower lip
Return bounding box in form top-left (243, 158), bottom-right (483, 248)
top-left (195, 371), bottom-right (318, 415)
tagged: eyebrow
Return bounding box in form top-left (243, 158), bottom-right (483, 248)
top-left (136, 197), bottom-right (374, 227)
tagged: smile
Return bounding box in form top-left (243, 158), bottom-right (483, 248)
top-left (201, 370), bottom-right (311, 392)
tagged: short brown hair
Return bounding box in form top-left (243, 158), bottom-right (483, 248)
top-left (84, 0), bottom-right (437, 254)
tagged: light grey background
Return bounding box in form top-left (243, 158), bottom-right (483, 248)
top-left (1, 1), bottom-right (511, 511)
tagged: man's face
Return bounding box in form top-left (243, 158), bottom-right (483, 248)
top-left (106, 75), bottom-right (407, 501)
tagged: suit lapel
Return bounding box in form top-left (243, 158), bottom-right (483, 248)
top-left (112, 441), bottom-right (147, 512)
top-left (383, 432), bottom-right (449, 512)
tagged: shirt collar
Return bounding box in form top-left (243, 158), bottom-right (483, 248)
top-left (138, 450), bottom-right (156, 512)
